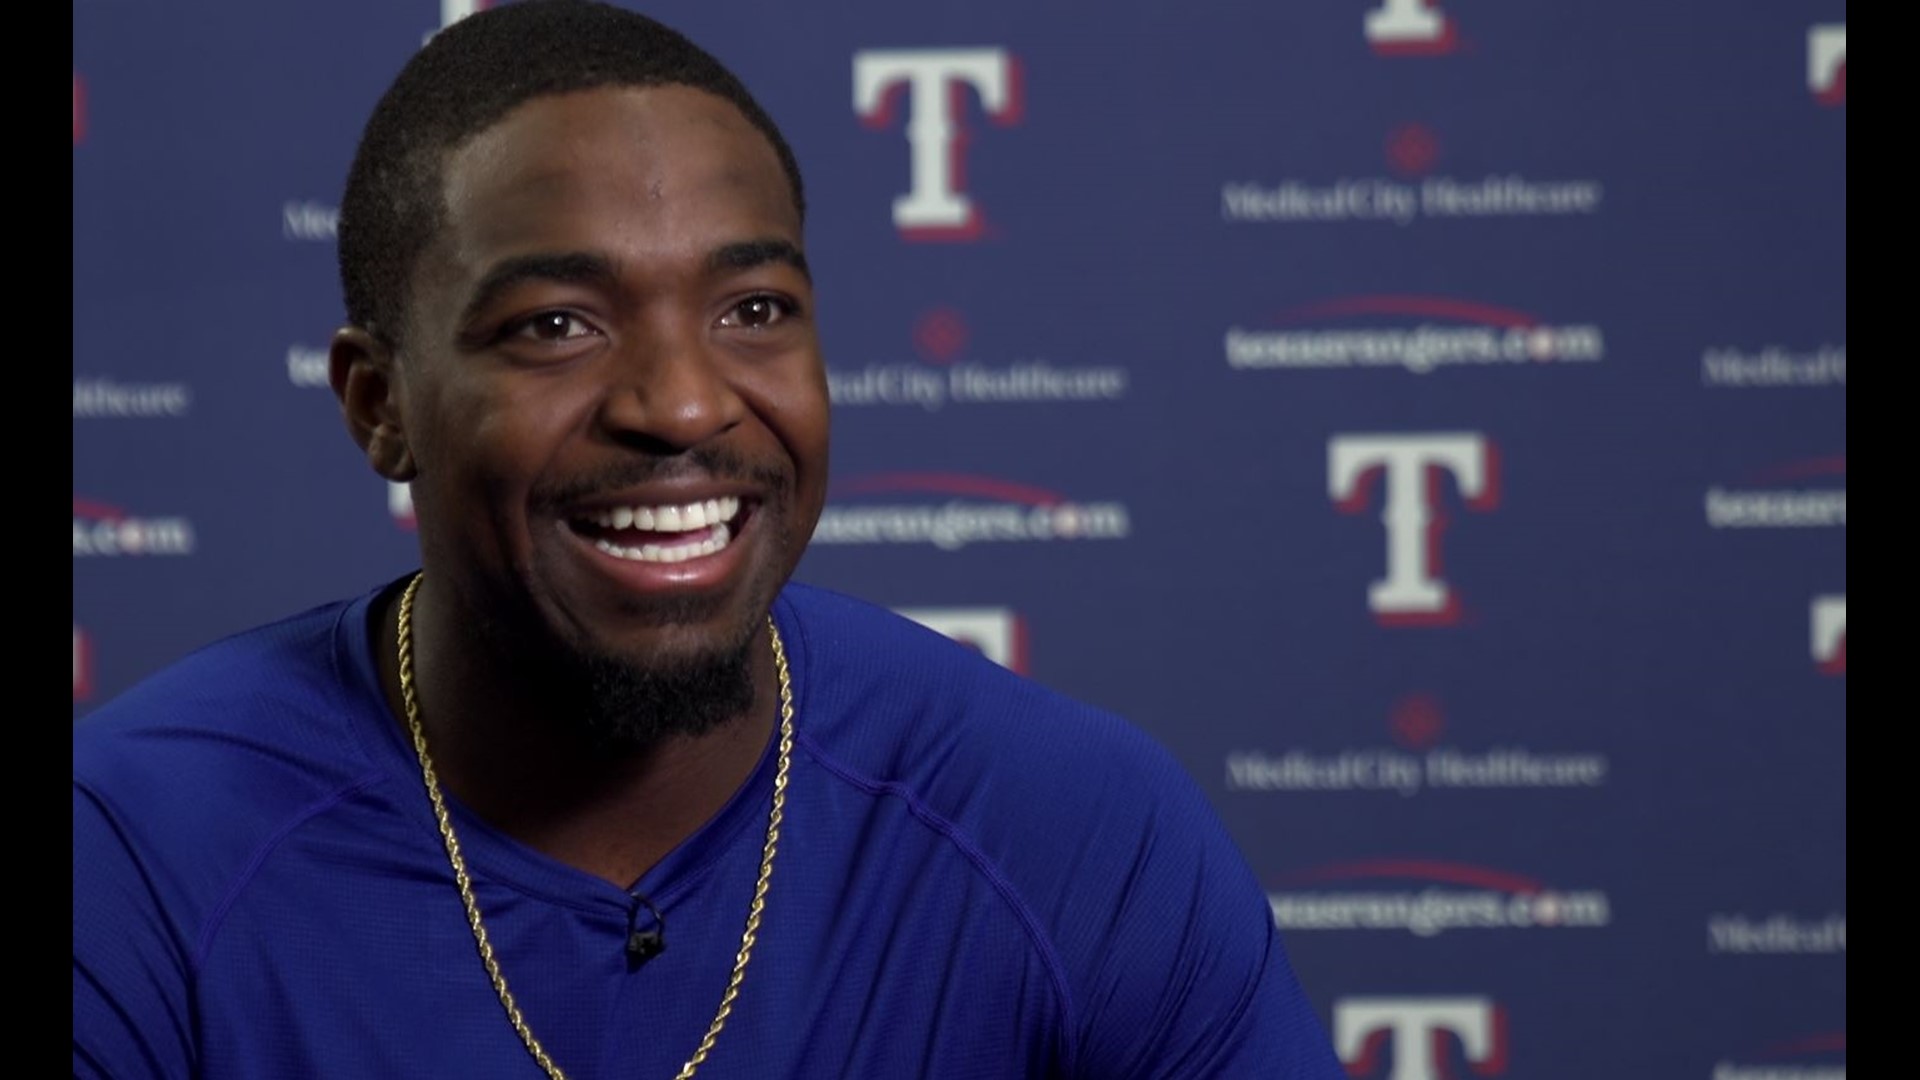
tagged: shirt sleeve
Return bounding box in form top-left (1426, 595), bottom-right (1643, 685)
top-left (1062, 740), bottom-right (1346, 1079)
top-left (74, 781), bottom-right (197, 1080)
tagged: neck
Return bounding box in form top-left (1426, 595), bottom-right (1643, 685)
top-left (374, 574), bottom-right (779, 889)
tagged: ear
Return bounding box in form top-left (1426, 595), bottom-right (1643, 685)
top-left (329, 326), bottom-right (417, 482)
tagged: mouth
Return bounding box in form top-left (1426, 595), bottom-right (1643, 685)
top-left (568, 495), bottom-right (748, 565)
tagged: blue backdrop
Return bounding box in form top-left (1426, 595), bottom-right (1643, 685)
top-left (73, 1), bottom-right (1846, 1075)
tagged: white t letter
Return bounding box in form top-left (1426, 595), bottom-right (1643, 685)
top-left (1812, 594), bottom-right (1845, 673)
top-left (1335, 996), bottom-right (1504, 1080)
top-left (1330, 433), bottom-right (1496, 624)
top-left (854, 49), bottom-right (1019, 239)
top-left (895, 607), bottom-right (1026, 673)
top-left (1809, 24), bottom-right (1846, 103)
top-left (1365, 0), bottom-right (1455, 54)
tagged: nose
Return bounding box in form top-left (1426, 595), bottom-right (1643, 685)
top-left (595, 320), bottom-right (745, 451)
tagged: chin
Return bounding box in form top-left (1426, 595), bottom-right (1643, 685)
top-left (569, 639), bottom-right (758, 752)
top-left (560, 602), bottom-right (767, 751)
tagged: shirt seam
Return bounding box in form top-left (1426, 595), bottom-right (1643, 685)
top-left (186, 772), bottom-right (390, 977)
top-left (794, 727), bottom-right (1082, 1077)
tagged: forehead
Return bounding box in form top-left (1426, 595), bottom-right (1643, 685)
top-left (420, 85), bottom-right (798, 300)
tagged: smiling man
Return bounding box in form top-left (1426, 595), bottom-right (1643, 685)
top-left (71, 2), bottom-right (1342, 1077)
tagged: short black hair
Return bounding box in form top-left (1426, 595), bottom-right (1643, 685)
top-left (337, 0), bottom-right (807, 347)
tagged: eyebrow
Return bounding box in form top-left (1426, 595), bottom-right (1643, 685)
top-left (459, 251), bottom-right (620, 327)
top-left (708, 238), bottom-right (810, 280)
top-left (458, 240), bottom-right (811, 327)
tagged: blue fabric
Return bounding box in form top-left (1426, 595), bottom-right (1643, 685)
top-left (73, 577), bottom-right (1342, 1078)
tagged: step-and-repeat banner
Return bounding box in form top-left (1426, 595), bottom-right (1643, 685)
top-left (74, 1), bottom-right (1846, 1075)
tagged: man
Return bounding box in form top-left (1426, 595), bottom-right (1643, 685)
top-left (72, 2), bottom-right (1343, 1076)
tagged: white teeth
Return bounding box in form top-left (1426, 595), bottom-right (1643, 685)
top-left (589, 497), bottom-right (742, 533)
top-left (593, 522), bottom-right (732, 564)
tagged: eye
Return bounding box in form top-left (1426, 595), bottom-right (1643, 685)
top-left (506, 311), bottom-right (599, 342)
top-left (719, 295), bottom-right (794, 330)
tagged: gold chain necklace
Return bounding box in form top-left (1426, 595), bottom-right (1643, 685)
top-left (396, 572), bottom-right (794, 1080)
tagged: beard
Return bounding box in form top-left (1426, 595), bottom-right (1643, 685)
top-left (459, 584), bottom-right (769, 755)
top-left (563, 598), bottom-right (763, 752)
top-left (508, 449), bottom-right (797, 753)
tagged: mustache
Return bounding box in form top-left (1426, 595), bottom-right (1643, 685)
top-left (533, 447), bottom-right (792, 509)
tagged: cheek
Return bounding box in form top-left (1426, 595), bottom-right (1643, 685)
top-left (763, 373), bottom-right (831, 479)
top-left (737, 354), bottom-right (828, 446)
top-left (419, 379), bottom-right (585, 496)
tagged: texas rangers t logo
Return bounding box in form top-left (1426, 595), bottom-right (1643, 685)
top-left (1366, 0), bottom-right (1457, 54)
top-left (441, 0), bottom-right (489, 28)
top-left (854, 48), bottom-right (1021, 240)
top-left (1336, 996), bottom-right (1508, 1080)
top-left (1812, 594), bottom-right (1845, 674)
top-left (389, 482), bottom-right (417, 531)
top-left (894, 607), bottom-right (1027, 674)
top-left (1329, 433), bottom-right (1498, 624)
top-left (1809, 25), bottom-right (1846, 104)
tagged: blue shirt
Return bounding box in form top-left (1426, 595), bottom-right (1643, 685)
top-left (74, 578), bottom-right (1342, 1078)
